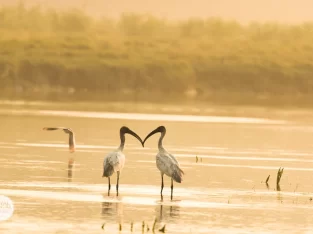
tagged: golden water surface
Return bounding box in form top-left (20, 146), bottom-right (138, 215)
top-left (0, 108), bottom-right (313, 233)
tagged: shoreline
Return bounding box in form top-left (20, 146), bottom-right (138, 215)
top-left (1, 99), bottom-right (313, 124)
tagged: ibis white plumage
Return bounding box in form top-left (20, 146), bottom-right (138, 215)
top-left (103, 126), bottom-right (143, 196)
top-left (142, 126), bottom-right (184, 200)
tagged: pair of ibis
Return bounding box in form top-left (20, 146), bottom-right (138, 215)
top-left (43, 126), bottom-right (184, 200)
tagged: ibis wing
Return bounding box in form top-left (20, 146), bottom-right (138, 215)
top-left (103, 155), bottom-right (114, 177)
top-left (103, 151), bottom-right (125, 177)
top-left (156, 152), bottom-right (184, 183)
top-left (168, 152), bottom-right (179, 165)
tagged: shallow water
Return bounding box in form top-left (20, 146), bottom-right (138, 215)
top-left (1, 108), bottom-right (313, 233)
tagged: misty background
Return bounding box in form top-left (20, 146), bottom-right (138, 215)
top-left (0, 0), bottom-right (313, 109)
top-left (2, 0), bottom-right (313, 23)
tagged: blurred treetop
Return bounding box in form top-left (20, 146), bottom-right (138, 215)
top-left (0, 4), bottom-right (313, 106)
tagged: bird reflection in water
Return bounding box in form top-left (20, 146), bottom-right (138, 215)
top-left (42, 127), bottom-right (76, 182)
top-left (101, 202), bottom-right (115, 216)
top-left (67, 158), bottom-right (75, 182)
top-left (155, 204), bottom-right (180, 229)
top-left (101, 197), bottom-right (123, 224)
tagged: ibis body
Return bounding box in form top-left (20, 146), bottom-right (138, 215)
top-left (102, 126), bottom-right (143, 196)
top-left (143, 126), bottom-right (184, 200)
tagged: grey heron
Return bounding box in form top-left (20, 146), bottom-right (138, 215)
top-left (103, 126), bottom-right (143, 196)
top-left (142, 126), bottom-right (184, 200)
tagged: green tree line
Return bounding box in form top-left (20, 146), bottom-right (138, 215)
top-left (1, 3), bottom-right (313, 106)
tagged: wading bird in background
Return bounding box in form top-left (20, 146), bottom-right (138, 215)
top-left (43, 127), bottom-right (76, 152)
top-left (142, 126), bottom-right (184, 200)
top-left (43, 127), bottom-right (76, 180)
top-left (103, 126), bottom-right (143, 196)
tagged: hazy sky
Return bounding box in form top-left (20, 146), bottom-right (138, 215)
top-left (1, 0), bottom-right (313, 24)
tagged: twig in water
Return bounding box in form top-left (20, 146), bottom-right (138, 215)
top-left (131, 222), bottom-right (133, 232)
top-left (159, 224), bottom-right (166, 233)
top-left (265, 175), bottom-right (270, 184)
top-left (142, 221), bottom-right (145, 233)
top-left (276, 167), bottom-right (284, 185)
top-left (152, 218), bottom-right (157, 233)
top-left (276, 167), bottom-right (284, 191)
top-left (265, 174), bottom-right (270, 189)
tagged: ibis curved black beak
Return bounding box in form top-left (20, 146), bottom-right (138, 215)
top-left (125, 128), bottom-right (144, 146)
top-left (142, 128), bottom-right (162, 147)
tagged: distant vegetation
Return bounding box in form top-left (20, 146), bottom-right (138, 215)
top-left (1, 3), bottom-right (313, 107)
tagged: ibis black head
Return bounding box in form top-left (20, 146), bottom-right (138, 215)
top-left (120, 126), bottom-right (130, 134)
top-left (119, 126), bottom-right (143, 145)
top-left (142, 126), bottom-right (166, 147)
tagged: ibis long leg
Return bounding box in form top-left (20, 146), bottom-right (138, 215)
top-left (116, 171), bottom-right (120, 196)
top-left (108, 177), bottom-right (111, 196)
top-left (171, 179), bottom-right (174, 200)
top-left (161, 173), bottom-right (164, 200)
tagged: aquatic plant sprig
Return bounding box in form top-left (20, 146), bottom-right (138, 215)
top-left (265, 175), bottom-right (270, 184)
top-left (159, 224), bottom-right (166, 233)
top-left (276, 167), bottom-right (284, 188)
top-left (265, 175), bottom-right (270, 189)
top-left (152, 218), bottom-right (157, 233)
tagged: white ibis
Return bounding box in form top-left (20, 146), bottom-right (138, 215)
top-left (103, 126), bottom-right (143, 196)
top-left (142, 126), bottom-right (184, 200)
